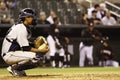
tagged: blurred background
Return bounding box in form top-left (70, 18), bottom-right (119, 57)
top-left (0, 0), bottom-right (120, 67)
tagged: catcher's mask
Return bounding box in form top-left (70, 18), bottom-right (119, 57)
top-left (19, 8), bottom-right (37, 25)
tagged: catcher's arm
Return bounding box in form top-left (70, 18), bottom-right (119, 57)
top-left (31, 46), bottom-right (49, 53)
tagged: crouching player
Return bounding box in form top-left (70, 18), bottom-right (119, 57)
top-left (1, 8), bottom-right (49, 76)
top-left (98, 37), bottom-right (119, 67)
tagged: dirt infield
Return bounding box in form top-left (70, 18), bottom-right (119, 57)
top-left (0, 73), bottom-right (120, 80)
top-left (0, 67), bottom-right (120, 80)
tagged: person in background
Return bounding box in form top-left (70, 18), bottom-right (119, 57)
top-left (89, 10), bottom-right (102, 25)
top-left (87, 4), bottom-right (101, 19)
top-left (99, 3), bottom-right (107, 19)
top-left (80, 12), bottom-right (89, 24)
top-left (0, 1), bottom-right (14, 24)
top-left (79, 21), bottom-right (102, 67)
top-left (47, 17), bottom-right (64, 68)
top-left (37, 11), bottom-right (50, 24)
top-left (97, 37), bottom-right (119, 67)
top-left (5, 0), bottom-right (18, 9)
top-left (62, 37), bottom-right (71, 68)
top-left (47, 11), bottom-right (62, 25)
top-left (101, 10), bottom-right (117, 25)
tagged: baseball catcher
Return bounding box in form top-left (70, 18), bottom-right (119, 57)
top-left (1, 8), bottom-right (49, 77)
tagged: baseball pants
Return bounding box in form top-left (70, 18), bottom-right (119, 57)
top-left (79, 42), bottom-right (93, 67)
top-left (47, 35), bottom-right (64, 57)
top-left (2, 51), bottom-right (36, 65)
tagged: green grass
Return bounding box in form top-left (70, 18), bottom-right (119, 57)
top-left (26, 67), bottom-right (120, 75)
top-left (0, 67), bottom-right (120, 75)
top-left (0, 67), bottom-right (120, 80)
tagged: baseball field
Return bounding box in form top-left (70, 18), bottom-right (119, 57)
top-left (0, 67), bottom-right (120, 80)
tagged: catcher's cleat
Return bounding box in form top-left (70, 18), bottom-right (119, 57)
top-left (7, 66), bottom-right (27, 77)
top-left (19, 70), bottom-right (27, 76)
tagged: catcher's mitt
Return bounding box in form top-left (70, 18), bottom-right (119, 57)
top-left (34, 36), bottom-right (47, 49)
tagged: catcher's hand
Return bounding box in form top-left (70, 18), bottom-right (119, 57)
top-left (34, 36), bottom-right (49, 53)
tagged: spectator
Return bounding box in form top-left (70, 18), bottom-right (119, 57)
top-left (99, 3), bottom-right (107, 19)
top-left (37, 11), bottom-right (50, 24)
top-left (89, 10), bottom-right (102, 25)
top-left (87, 4), bottom-right (101, 19)
top-left (80, 12), bottom-right (89, 24)
top-left (47, 17), bottom-right (65, 68)
top-left (79, 21), bottom-right (102, 67)
top-left (0, 1), bottom-right (14, 24)
top-left (47, 11), bottom-right (62, 25)
top-left (5, 0), bottom-right (18, 9)
top-left (101, 10), bottom-right (117, 25)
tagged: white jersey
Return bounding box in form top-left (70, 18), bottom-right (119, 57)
top-left (101, 16), bottom-right (117, 25)
top-left (1, 23), bottom-right (30, 55)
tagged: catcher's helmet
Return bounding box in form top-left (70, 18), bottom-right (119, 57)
top-left (18, 8), bottom-right (37, 25)
top-left (19, 8), bottom-right (36, 19)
